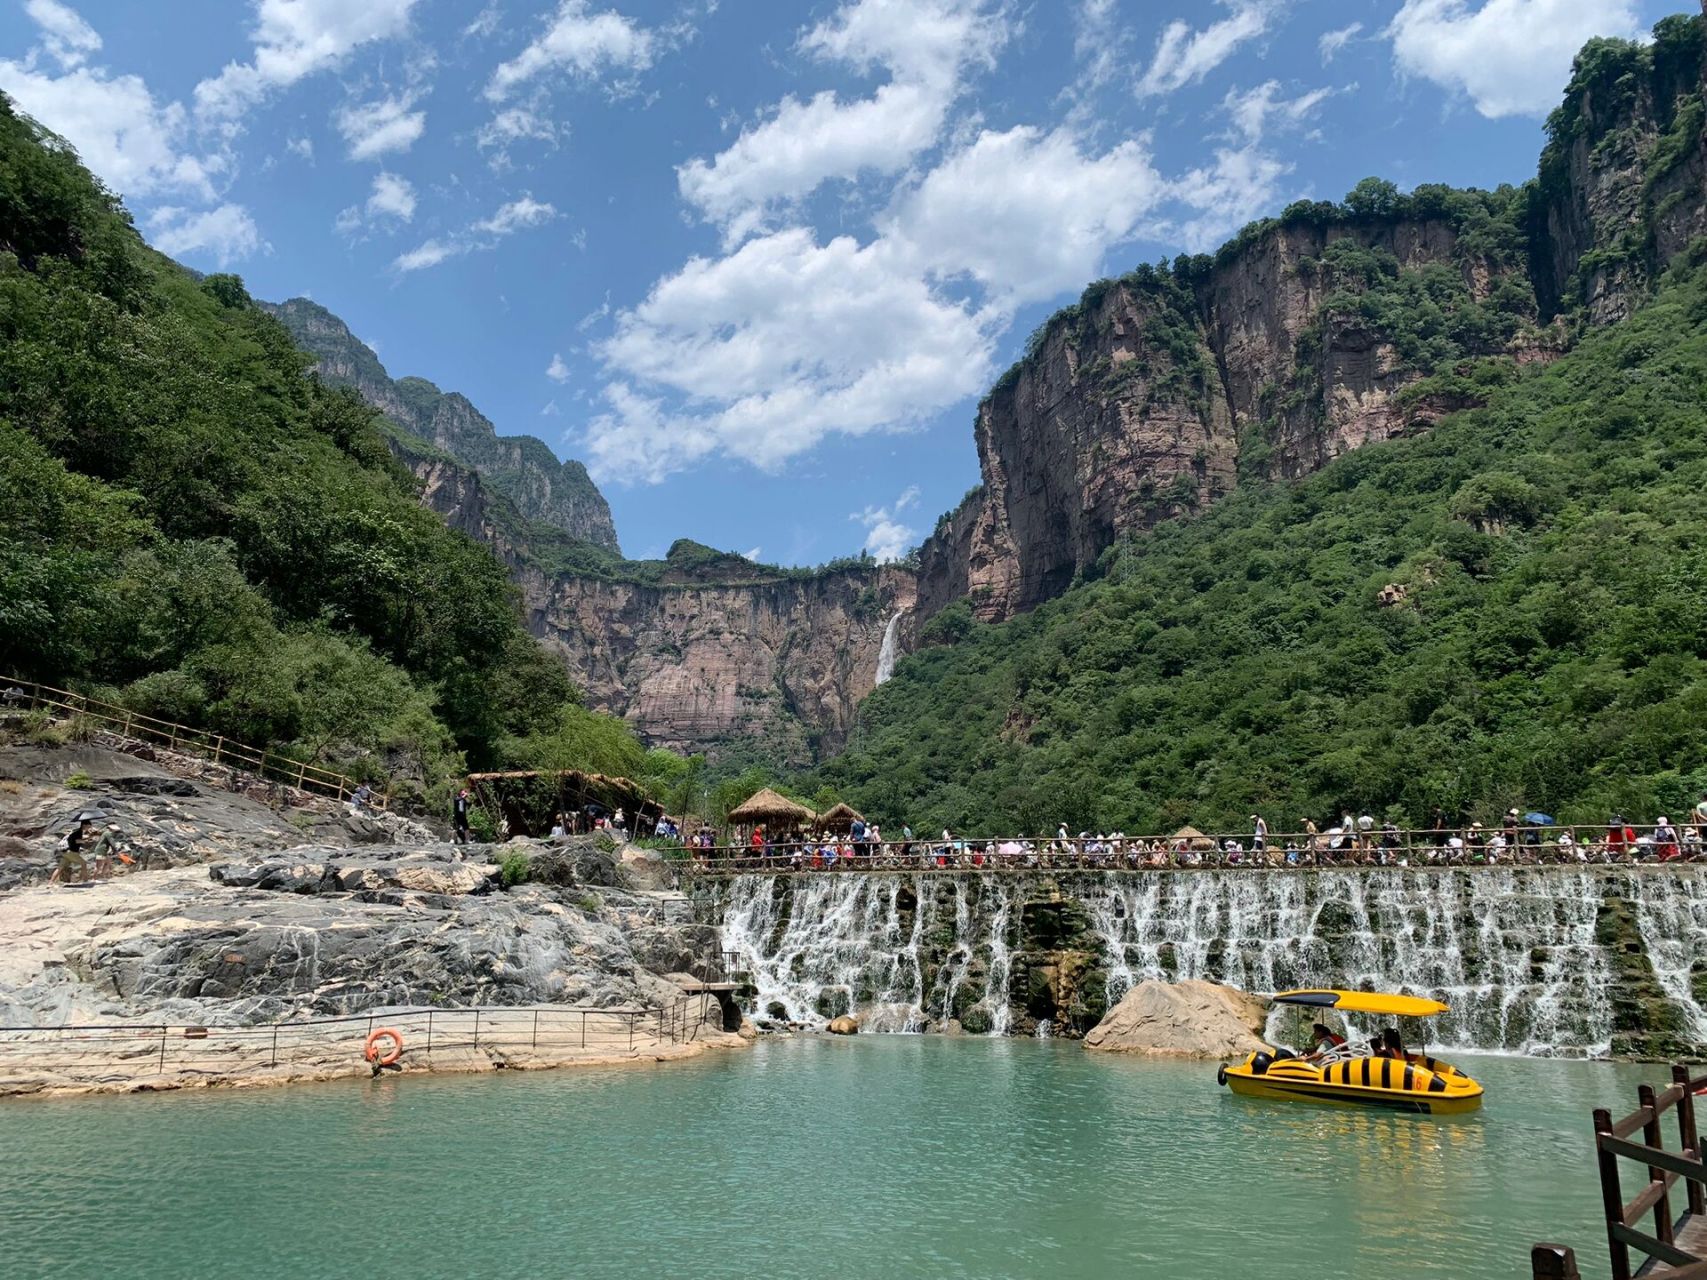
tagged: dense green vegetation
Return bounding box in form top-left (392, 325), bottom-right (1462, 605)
top-left (0, 96), bottom-right (675, 807)
top-left (811, 251), bottom-right (1707, 834)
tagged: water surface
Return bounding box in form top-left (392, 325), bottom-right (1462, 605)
top-left (3, 1038), bottom-right (1657, 1279)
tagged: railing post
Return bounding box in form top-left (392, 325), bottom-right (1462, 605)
top-left (472, 1008), bottom-right (481, 1048)
top-left (1675, 1064), bottom-right (1706, 1216)
top-left (1596, 1107), bottom-right (1634, 1280)
top-left (426, 1010), bottom-right (433, 1056)
top-left (1640, 1083), bottom-right (1676, 1246)
top-left (581, 1010), bottom-right (586, 1049)
top-left (158, 1025), bottom-right (167, 1074)
top-left (270, 1023), bottom-right (279, 1068)
top-left (1530, 1244), bottom-right (1581, 1279)
top-left (532, 1009), bottom-right (539, 1049)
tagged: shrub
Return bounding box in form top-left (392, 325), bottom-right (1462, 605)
top-left (497, 851), bottom-right (530, 888)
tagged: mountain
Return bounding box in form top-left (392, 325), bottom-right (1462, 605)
top-left (266, 298), bottom-right (621, 555)
top-left (808, 13), bottom-right (1707, 831)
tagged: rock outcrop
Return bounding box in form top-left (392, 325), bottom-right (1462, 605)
top-left (1082, 980), bottom-right (1270, 1058)
top-left (265, 298), bottom-right (620, 553)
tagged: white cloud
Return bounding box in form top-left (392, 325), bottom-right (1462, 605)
top-left (1072, 0), bottom-right (1128, 92)
top-left (393, 238), bottom-right (457, 272)
top-left (464, 4), bottom-right (502, 39)
top-left (1318, 22), bottom-right (1362, 63)
top-left (474, 196), bottom-right (557, 234)
top-left (590, 228), bottom-right (996, 481)
top-left (677, 0), bottom-right (1009, 241)
top-left (392, 195), bottom-right (558, 272)
top-left (367, 172), bottom-right (416, 219)
top-left (336, 93), bottom-right (426, 160)
top-left (0, 60), bottom-right (218, 199)
top-left (147, 203), bottom-right (266, 265)
top-left (540, 399), bottom-right (561, 416)
top-left (887, 125), bottom-right (1164, 305)
top-left (853, 486), bottom-right (922, 562)
top-left (1137, 0), bottom-right (1279, 97)
top-left (286, 135), bottom-right (314, 160)
top-left (477, 104), bottom-right (561, 155)
top-left (1171, 145), bottom-right (1290, 251)
top-left (25, 0), bottom-right (100, 68)
top-left (546, 353), bottom-right (571, 382)
top-left (195, 0), bottom-right (421, 120)
top-left (1221, 81), bottom-right (1334, 143)
top-left (485, 0), bottom-right (655, 100)
top-left (1387, 0), bottom-right (1640, 119)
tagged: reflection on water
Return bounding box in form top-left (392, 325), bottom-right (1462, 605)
top-left (0, 1039), bottom-right (1665, 1280)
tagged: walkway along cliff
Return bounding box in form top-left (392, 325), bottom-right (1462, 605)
top-left (693, 867), bottom-right (1707, 1059)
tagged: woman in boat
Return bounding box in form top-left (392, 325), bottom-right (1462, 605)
top-left (1380, 1028), bottom-right (1407, 1060)
top-left (1304, 1023), bottom-right (1346, 1061)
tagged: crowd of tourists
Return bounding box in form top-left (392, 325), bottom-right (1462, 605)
top-left (692, 796), bottom-right (1707, 872)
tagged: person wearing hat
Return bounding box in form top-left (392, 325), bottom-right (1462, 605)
top-left (1655, 816), bottom-right (1682, 862)
top-left (452, 788), bottom-right (472, 844)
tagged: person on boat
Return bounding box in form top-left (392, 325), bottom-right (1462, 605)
top-left (1304, 1023), bottom-right (1347, 1061)
top-left (1379, 1028), bottom-right (1407, 1061)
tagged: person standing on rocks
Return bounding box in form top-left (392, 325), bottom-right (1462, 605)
top-left (49, 817), bottom-right (93, 883)
top-left (453, 789), bottom-right (472, 844)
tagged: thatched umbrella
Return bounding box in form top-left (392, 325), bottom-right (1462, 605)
top-left (1172, 824), bottom-right (1214, 851)
top-left (817, 801), bottom-right (866, 834)
top-left (727, 787), bottom-right (814, 833)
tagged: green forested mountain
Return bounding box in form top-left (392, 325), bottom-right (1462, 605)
top-left (0, 95), bottom-right (666, 804)
top-left (812, 251), bottom-right (1707, 833)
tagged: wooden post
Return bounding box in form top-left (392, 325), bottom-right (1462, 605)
top-left (1597, 1107), bottom-right (1634, 1280)
top-left (213, 737), bottom-right (223, 765)
top-left (1675, 1064), bottom-right (1705, 1216)
top-left (1640, 1083), bottom-right (1676, 1245)
top-left (1531, 1244), bottom-right (1581, 1279)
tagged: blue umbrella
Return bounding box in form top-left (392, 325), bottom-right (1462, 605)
top-left (1524, 811), bottom-right (1555, 826)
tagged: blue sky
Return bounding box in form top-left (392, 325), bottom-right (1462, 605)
top-left (0, 0), bottom-right (1678, 564)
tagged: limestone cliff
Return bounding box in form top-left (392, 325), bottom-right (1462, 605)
top-left (521, 559), bottom-right (915, 765)
top-left (265, 298), bottom-right (621, 554)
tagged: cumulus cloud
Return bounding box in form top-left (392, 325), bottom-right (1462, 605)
top-left (853, 485), bottom-right (922, 562)
top-left (24, 0), bottom-right (101, 68)
top-left (1221, 81), bottom-right (1335, 143)
top-left (1137, 0), bottom-right (1280, 97)
top-left (286, 135), bottom-right (314, 160)
top-left (1318, 22), bottom-right (1362, 63)
top-left (0, 59), bottom-right (219, 200)
top-left (335, 172), bottom-right (416, 235)
top-left (1387, 0), bottom-right (1640, 119)
top-left (336, 93), bottom-right (426, 160)
top-left (392, 195), bottom-right (558, 272)
top-left (195, 0), bottom-right (421, 120)
top-left (147, 203), bottom-right (267, 265)
top-left (1072, 0), bottom-right (1128, 92)
top-left (887, 126), bottom-right (1163, 304)
top-left (485, 0), bottom-right (654, 100)
top-left (477, 104), bottom-right (561, 156)
top-left (677, 0), bottom-right (1009, 242)
top-left (1170, 145), bottom-right (1290, 251)
top-left (546, 353), bottom-right (571, 382)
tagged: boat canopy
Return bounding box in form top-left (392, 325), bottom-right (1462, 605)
top-left (1273, 989), bottom-right (1450, 1017)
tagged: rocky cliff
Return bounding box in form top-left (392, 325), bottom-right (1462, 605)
top-left (523, 557), bottom-right (914, 765)
top-left (266, 298), bottom-right (621, 554)
top-left (913, 8), bottom-right (1707, 623)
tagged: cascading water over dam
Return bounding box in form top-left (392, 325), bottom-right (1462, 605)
top-left (699, 867), bottom-right (1707, 1056)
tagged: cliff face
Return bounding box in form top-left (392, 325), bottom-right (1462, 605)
top-left (913, 9), bottom-right (1707, 624)
top-left (266, 299), bottom-right (621, 554)
top-left (523, 565), bottom-right (916, 765)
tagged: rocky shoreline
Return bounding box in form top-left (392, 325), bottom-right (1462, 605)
top-left (0, 742), bottom-right (750, 1098)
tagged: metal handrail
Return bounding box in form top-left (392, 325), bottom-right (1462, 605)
top-left (0, 674), bottom-right (388, 810)
top-left (673, 823), bottom-right (1706, 876)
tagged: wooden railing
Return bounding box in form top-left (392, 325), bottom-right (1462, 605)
top-left (1533, 1065), bottom-right (1707, 1279)
top-left (0, 675), bottom-right (385, 810)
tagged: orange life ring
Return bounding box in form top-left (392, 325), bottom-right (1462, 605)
top-left (364, 1027), bottom-right (403, 1067)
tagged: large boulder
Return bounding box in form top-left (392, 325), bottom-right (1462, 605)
top-left (826, 1015), bottom-right (859, 1035)
top-left (1083, 979), bottom-right (1270, 1058)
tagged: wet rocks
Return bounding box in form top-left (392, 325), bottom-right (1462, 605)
top-left (826, 1015), bottom-right (859, 1035)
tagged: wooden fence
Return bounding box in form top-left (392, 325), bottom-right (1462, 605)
top-left (0, 675), bottom-right (384, 810)
top-left (1533, 1065), bottom-right (1707, 1279)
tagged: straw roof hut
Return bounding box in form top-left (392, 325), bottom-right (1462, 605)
top-left (727, 787), bottom-right (814, 830)
top-left (1172, 825), bottom-right (1214, 851)
top-left (817, 802), bottom-right (866, 833)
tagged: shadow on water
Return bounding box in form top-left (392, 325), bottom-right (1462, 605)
top-left (0, 1037), bottom-right (1668, 1280)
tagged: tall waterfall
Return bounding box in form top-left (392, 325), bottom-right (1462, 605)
top-left (702, 868), bottom-right (1707, 1056)
top-left (874, 611), bottom-right (904, 686)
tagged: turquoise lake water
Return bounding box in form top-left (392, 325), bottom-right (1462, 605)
top-left (2, 1038), bottom-right (1661, 1279)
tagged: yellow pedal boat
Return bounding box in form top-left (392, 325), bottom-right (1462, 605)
top-left (1217, 989), bottom-right (1485, 1115)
